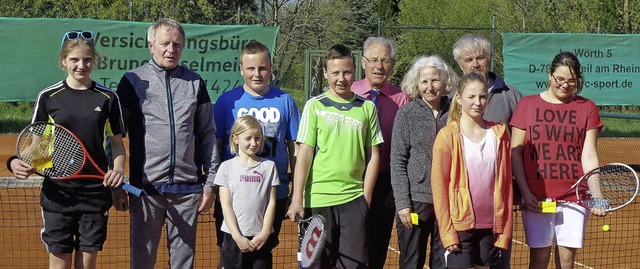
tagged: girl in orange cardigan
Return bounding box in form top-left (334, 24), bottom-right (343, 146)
top-left (431, 72), bottom-right (513, 269)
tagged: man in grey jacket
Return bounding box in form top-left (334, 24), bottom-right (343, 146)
top-left (452, 34), bottom-right (522, 126)
top-left (116, 18), bottom-right (219, 269)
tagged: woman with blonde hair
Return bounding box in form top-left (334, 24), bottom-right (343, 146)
top-left (7, 30), bottom-right (127, 269)
top-left (431, 72), bottom-right (513, 269)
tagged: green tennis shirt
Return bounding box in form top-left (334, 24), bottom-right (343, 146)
top-left (297, 92), bottom-right (383, 208)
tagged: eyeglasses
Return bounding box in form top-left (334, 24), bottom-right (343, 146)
top-left (552, 74), bottom-right (576, 87)
top-left (61, 30), bottom-right (94, 47)
top-left (363, 56), bottom-right (394, 66)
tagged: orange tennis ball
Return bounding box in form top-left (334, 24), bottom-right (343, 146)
top-left (602, 224), bottom-right (611, 232)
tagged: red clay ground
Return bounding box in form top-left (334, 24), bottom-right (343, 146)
top-left (1, 135), bottom-right (639, 268)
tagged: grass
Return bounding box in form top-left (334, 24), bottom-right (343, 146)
top-left (1, 100), bottom-right (639, 137)
top-left (600, 117), bottom-right (640, 137)
top-left (597, 106), bottom-right (640, 137)
top-left (0, 101), bottom-right (33, 134)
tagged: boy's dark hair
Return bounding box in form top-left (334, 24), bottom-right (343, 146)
top-left (325, 44), bottom-right (355, 68)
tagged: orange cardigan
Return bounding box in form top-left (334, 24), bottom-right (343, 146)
top-left (430, 121), bottom-right (513, 250)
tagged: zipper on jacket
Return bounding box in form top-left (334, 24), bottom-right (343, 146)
top-left (165, 71), bottom-right (176, 183)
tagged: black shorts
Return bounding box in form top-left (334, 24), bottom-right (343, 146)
top-left (41, 210), bottom-right (109, 253)
top-left (309, 195), bottom-right (369, 269)
top-left (445, 228), bottom-right (501, 269)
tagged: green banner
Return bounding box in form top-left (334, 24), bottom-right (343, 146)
top-left (503, 33), bottom-right (640, 105)
top-left (0, 18), bottom-right (278, 102)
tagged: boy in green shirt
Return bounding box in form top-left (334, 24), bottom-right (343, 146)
top-left (287, 44), bottom-right (383, 268)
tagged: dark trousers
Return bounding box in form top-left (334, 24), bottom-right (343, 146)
top-left (492, 239), bottom-right (512, 269)
top-left (445, 229), bottom-right (501, 269)
top-left (309, 195), bottom-right (369, 269)
top-left (367, 172), bottom-right (396, 269)
top-left (396, 201), bottom-right (445, 269)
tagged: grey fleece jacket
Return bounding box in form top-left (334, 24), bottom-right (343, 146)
top-left (390, 98), bottom-right (450, 210)
top-left (484, 72), bottom-right (522, 125)
top-left (117, 60), bottom-right (219, 194)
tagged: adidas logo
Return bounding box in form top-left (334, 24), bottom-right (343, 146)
top-left (94, 106), bottom-right (102, 112)
top-left (340, 106), bottom-right (348, 110)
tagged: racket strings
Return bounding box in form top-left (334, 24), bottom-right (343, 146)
top-left (17, 124), bottom-right (85, 178)
top-left (598, 165), bottom-right (639, 208)
top-left (583, 164), bottom-right (640, 210)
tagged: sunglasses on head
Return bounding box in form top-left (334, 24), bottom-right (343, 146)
top-left (61, 30), bottom-right (94, 47)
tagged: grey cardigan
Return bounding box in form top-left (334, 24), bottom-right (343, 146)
top-left (390, 98), bottom-right (449, 210)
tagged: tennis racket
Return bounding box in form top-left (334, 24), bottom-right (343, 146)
top-left (296, 214), bottom-right (327, 268)
top-left (549, 163), bottom-right (639, 212)
top-left (16, 122), bottom-right (143, 197)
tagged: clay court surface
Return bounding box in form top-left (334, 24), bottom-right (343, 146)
top-left (1, 134), bottom-right (639, 268)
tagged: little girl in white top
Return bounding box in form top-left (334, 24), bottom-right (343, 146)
top-left (214, 115), bottom-right (280, 269)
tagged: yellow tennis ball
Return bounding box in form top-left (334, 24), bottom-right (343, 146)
top-left (602, 224), bottom-right (611, 232)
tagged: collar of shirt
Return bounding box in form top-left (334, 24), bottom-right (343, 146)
top-left (352, 79), bottom-right (391, 97)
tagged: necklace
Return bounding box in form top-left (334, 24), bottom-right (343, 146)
top-left (545, 90), bottom-right (557, 103)
top-left (545, 90), bottom-right (562, 111)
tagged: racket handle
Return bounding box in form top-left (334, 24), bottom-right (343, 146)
top-left (121, 183), bottom-right (143, 197)
top-left (585, 198), bottom-right (610, 209)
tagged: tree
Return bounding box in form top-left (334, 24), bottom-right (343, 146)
top-left (393, 0), bottom-right (496, 83)
top-left (255, 0), bottom-right (378, 89)
top-left (393, 0), bottom-right (640, 82)
top-left (377, 0), bottom-right (400, 22)
top-left (4, 0), bottom-right (638, 93)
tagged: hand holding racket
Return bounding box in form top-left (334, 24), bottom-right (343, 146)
top-left (296, 214), bottom-right (327, 268)
top-left (8, 158), bottom-right (37, 180)
top-left (546, 163), bottom-right (639, 214)
top-left (16, 122), bottom-right (143, 197)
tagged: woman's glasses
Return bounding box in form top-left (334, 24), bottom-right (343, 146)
top-left (61, 30), bottom-right (94, 47)
top-left (552, 74), bottom-right (577, 87)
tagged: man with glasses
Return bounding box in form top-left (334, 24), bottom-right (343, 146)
top-left (452, 33), bottom-right (522, 269)
top-left (352, 36), bottom-right (411, 269)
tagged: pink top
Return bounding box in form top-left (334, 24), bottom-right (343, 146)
top-left (352, 79), bottom-right (411, 173)
top-left (462, 129), bottom-right (497, 229)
